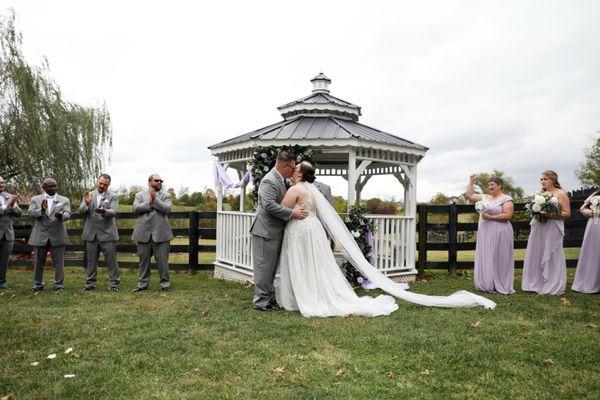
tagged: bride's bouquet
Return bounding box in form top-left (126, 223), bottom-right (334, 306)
top-left (525, 192), bottom-right (561, 223)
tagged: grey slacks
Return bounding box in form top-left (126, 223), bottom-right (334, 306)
top-left (136, 240), bottom-right (170, 289)
top-left (251, 235), bottom-right (282, 308)
top-left (0, 239), bottom-right (13, 286)
top-left (85, 240), bottom-right (120, 288)
top-left (33, 242), bottom-right (65, 290)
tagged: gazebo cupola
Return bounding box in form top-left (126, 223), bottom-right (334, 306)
top-left (277, 73), bottom-right (362, 121)
top-left (209, 73), bottom-right (428, 284)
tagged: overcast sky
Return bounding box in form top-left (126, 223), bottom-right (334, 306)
top-left (2, 0), bottom-right (599, 201)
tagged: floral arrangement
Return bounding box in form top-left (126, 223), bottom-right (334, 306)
top-left (248, 145), bottom-right (317, 205)
top-left (341, 205), bottom-right (376, 286)
top-left (525, 191), bottom-right (561, 223)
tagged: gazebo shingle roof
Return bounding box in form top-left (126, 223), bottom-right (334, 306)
top-left (208, 116), bottom-right (428, 151)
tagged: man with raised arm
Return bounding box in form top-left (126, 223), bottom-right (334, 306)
top-left (0, 176), bottom-right (22, 290)
top-left (28, 178), bottom-right (71, 292)
top-left (132, 174), bottom-right (173, 292)
top-left (79, 174), bottom-right (120, 292)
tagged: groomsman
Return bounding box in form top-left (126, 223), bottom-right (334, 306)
top-left (132, 174), bottom-right (173, 292)
top-left (79, 174), bottom-right (120, 291)
top-left (28, 178), bottom-right (71, 292)
top-left (0, 177), bottom-right (22, 289)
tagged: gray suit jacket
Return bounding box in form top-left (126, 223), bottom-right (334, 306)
top-left (28, 194), bottom-right (71, 246)
top-left (78, 190), bottom-right (119, 242)
top-left (0, 192), bottom-right (23, 241)
top-left (250, 168), bottom-right (293, 240)
top-left (131, 190), bottom-right (173, 243)
top-left (314, 181), bottom-right (333, 204)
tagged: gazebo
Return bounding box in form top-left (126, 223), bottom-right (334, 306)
top-left (209, 73), bottom-right (428, 283)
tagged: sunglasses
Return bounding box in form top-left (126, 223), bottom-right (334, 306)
top-left (153, 179), bottom-right (164, 183)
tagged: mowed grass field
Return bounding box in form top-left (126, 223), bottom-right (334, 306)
top-left (1, 267), bottom-right (598, 400)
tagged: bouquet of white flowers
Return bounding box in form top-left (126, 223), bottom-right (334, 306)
top-left (474, 200), bottom-right (486, 214)
top-left (589, 195), bottom-right (600, 223)
top-left (524, 192), bottom-right (561, 223)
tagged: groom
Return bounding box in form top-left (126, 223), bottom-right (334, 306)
top-left (250, 149), bottom-right (307, 311)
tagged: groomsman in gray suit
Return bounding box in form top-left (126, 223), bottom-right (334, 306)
top-left (28, 178), bottom-right (71, 292)
top-left (313, 180), bottom-right (333, 204)
top-left (79, 174), bottom-right (120, 291)
top-left (250, 149), bottom-right (308, 311)
top-left (132, 174), bottom-right (173, 292)
top-left (0, 176), bottom-right (22, 289)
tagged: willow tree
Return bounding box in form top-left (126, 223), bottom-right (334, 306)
top-left (0, 11), bottom-right (112, 197)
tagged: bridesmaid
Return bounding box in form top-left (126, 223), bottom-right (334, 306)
top-left (572, 188), bottom-right (600, 293)
top-left (466, 174), bottom-right (515, 294)
top-left (522, 170), bottom-right (571, 295)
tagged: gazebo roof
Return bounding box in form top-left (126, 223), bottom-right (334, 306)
top-left (208, 115), bottom-right (427, 151)
top-left (209, 73), bottom-right (428, 155)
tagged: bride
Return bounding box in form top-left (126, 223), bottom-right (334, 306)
top-left (276, 161), bottom-right (496, 318)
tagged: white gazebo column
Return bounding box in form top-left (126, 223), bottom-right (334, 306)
top-left (347, 150), bottom-right (357, 208)
top-left (237, 169), bottom-right (246, 212)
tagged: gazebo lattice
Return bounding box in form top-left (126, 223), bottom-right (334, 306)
top-left (209, 73), bottom-right (428, 283)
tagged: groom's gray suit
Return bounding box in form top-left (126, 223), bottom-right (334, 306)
top-left (250, 168), bottom-right (293, 309)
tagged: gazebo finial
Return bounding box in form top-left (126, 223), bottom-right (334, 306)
top-left (311, 71), bottom-right (331, 93)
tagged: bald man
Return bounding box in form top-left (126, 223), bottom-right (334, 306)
top-left (0, 176), bottom-right (22, 289)
top-left (28, 178), bottom-right (71, 292)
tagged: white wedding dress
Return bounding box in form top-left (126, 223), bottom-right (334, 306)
top-left (276, 183), bottom-right (496, 317)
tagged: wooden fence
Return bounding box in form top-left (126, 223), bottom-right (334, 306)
top-left (9, 210), bottom-right (217, 271)
top-left (417, 200), bottom-right (587, 275)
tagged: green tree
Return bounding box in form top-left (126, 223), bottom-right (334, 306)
top-left (473, 170), bottom-right (525, 200)
top-left (0, 11), bottom-right (112, 196)
top-left (576, 133), bottom-right (600, 187)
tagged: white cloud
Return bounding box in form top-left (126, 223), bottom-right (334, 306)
top-left (2, 0), bottom-right (599, 201)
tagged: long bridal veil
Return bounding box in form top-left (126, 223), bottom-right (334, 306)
top-left (307, 183), bottom-right (496, 310)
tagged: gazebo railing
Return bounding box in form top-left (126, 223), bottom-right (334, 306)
top-left (216, 211), bottom-right (254, 273)
top-left (215, 210), bottom-right (417, 282)
top-left (365, 215), bottom-right (416, 275)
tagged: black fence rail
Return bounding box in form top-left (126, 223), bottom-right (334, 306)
top-left (417, 200), bottom-right (587, 275)
top-left (9, 210), bottom-right (217, 271)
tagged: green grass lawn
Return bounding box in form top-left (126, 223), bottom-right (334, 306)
top-left (1, 268), bottom-right (598, 399)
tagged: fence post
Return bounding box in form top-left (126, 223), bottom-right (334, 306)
top-left (188, 211), bottom-right (199, 271)
top-left (417, 204), bottom-right (427, 278)
top-left (448, 202), bottom-right (458, 275)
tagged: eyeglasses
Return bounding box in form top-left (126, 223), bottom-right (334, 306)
top-left (153, 179), bottom-right (164, 183)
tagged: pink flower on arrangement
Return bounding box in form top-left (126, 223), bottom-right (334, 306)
top-left (532, 203), bottom-right (542, 213)
top-left (261, 153), bottom-right (268, 159)
top-left (357, 277), bottom-right (364, 284)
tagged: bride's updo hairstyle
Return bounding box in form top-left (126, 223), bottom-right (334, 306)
top-left (299, 161), bottom-right (316, 183)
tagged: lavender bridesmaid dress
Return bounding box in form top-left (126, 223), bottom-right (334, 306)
top-left (522, 218), bottom-right (567, 295)
top-left (474, 195), bottom-right (515, 294)
top-left (572, 216), bottom-right (600, 293)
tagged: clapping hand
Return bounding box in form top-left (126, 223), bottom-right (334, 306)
top-left (83, 191), bottom-right (93, 205)
top-left (6, 194), bottom-right (16, 208)
top-left (469, 174), bottom-right (476, 183)
top-left (55, 210), bottom-right (64, 220)
top-left (149, 188), bottom-right (157, 204)
top-left (41, 199), bottom-right (48, 212)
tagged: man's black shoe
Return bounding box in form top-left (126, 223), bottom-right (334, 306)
top-left (109, 286), bottom-right (119, 292)
top-left (252, 305), bottom-right (273, 312)
top-left (55, 287), bottom-right (64, 292)
top-left (268, 302), bottom-right (281, 311)
top-left (31, 287), bottom-right (43, 292)
top-left (81, 286), bottom-right (95, 292)
top-left (132, 286), bottom-right (148, 293)
top-left (161, 287), bottom-right (170, 292)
